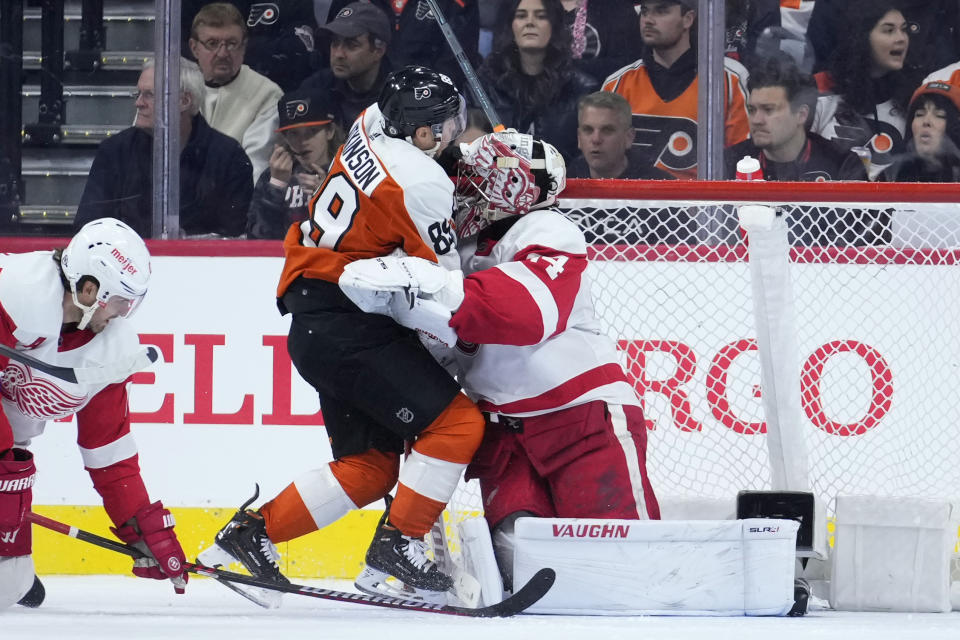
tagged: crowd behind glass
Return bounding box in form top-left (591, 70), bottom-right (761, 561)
top-left (24, 0), bottom-right (960, 238)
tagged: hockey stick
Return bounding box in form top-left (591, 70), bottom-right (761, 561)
top-left (424, 0), bottom-right (505, 132)
top-left (0, 343), bottom-right (159, 385)
top-left (26, 511), bottom-right (555, 617)
top-left (23, 510), bottom-right (271, 608)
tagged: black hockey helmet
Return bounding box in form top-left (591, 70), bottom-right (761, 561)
top-left (378, 65), bottom-right (466, 141)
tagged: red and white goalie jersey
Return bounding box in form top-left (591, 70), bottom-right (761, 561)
top-left (278, 104), bottom-right (460, 297)
top-left (450, 210), bottom-right (640, 417)
top-left (0, 251), bottom-right (150, 524)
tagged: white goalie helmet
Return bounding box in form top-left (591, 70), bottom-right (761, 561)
top-left (454, 131), bottom-right (566, 239)
top-left (61, 218), bottom-right (151, 330)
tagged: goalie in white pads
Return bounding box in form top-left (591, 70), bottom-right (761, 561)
top-left (0, 219), bottom-right (187, 610)
top-left (340, 131), bottom-right (661, 592)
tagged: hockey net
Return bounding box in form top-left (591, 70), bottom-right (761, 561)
top-left (444, 179), bottom-right (960, 569)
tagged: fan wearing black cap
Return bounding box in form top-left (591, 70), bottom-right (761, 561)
top-left (299, 1), bottom-right (393, 128)
top-left (247, 90), bottom-right (346, 239)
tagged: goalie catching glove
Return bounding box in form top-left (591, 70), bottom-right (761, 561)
top-left (111, 501), bottom-right (188, 593)
top-left (339, 256), bottom-right (464, 347)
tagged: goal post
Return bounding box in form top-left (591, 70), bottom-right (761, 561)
top-left (446, 179), bottom-right (960, 563)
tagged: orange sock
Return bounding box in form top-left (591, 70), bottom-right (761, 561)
top-left (388, 483), bottom-right (447, 538)
top-left (261, 483), bottom-right (317, 543)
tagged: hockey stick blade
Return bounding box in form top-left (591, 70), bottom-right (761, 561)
top-left (26, 511), bottom-right (555, 617)
top-left (0, 343), bottom-right (159, 385)
top-left (190, 563), bottom-right (556, 617)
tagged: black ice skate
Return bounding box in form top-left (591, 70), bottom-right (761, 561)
top-left (197, 486), bottom-right (288, 608)
top-left (364, 518), bottom-right (454, 595)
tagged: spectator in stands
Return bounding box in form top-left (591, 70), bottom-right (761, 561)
top-left (299, 1), bottom-right (392, 127)
top-left (725, 58), bottom-right (867, 181)
top-left (724, 0), bottom-right (781, 68)
top-left (778, 0), bottom-right (814, 43)
top-left (810, 0), bottom-right (920, 180)
top-left (478, 0), bottom-right (598, 161)
top-left (188, 2), bottom-right (284, 181)
top-left (561, 0), bottom-right (642, 81)
top-left (326, 0), bottom-right (479, 90)
top-left (247, 90), bottom-right (346, 239)
top-left (75, 60), bottom-right (253, 238)
top-left (182, 1), bottom-right (319, 92)
top-left (456, 107), bottom-right (494, 145)
top-left (569, 91), bottom-right (673, 179)
top-left (883, 81), bottom-right (960, 182)
top-left (807, 0), bottom-right (960, 79)
top-left (603, 0), bottom-right (750, 179)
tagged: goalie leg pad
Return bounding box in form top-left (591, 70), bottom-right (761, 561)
top-left (513, 517), bottom-right (800, 615)
top-left (490, 511), bottom-right (536, 593)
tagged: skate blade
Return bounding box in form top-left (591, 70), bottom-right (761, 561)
top-left (196, 542), bottom-right (236, 568)
top-left (216, 580), bottom-right (283, 609)
top-left (354, 565), bottom-right (450, 605)
top-left (197, 544), bottom-right (284, 609)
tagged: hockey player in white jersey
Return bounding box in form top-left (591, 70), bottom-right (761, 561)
top-left (0, 218), bottom-right (187, 609)
top-left (339, 131), bottom-right (661, 591)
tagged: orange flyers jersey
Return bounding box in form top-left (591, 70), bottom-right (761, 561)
top-left (602, 57), bottom-right (750, 179)
top-left (277, 104), bottom-right (460, 297)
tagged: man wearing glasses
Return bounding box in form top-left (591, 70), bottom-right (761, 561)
top-left (188, 2), bottom-right (284, 180)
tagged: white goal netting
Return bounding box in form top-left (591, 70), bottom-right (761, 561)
top-left (447, 180), bottom-right (960, 558)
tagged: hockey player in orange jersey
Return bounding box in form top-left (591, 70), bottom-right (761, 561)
top-left (200, 66), bottom-right (486, 602)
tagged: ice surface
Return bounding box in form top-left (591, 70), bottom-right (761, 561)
top-left (3, 576), bottom-right (959, 640)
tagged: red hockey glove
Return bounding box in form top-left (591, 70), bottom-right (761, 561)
top-left (112, 501), bottom-right (188, 593)
top-left (0, 448), bottom-right (35, 557)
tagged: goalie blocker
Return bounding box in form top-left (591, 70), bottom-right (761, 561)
top-left (453, 516), bottom-right (799, 616)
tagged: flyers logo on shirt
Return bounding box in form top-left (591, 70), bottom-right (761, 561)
top-left (248, 3), bottom-right (279, 26)
top-left (632, 114), bottom-right (698, 175)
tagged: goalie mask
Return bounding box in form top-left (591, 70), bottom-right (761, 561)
top-left (61, 217), bottom-right (151, 330)
top-left (454, 132), bottom-right (566, 239)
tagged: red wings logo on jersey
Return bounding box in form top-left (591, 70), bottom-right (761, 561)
top-left (1, 362), bottom-right (87, 419)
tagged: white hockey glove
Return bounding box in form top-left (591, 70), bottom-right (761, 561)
top-left (339, 256), bottom-right (464, 313)
top-left (390, 294), bottom-right (459, 348)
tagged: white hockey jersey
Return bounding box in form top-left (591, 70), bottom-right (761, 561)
top-left (0, 251), bottom-right (141, 450)
top-left (450, 211), bottom-right (640, 417)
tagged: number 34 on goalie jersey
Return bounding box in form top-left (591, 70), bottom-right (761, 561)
top-left (278, 107), bottom-right (460, 295)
